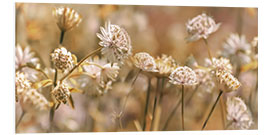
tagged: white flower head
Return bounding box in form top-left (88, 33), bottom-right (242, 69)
top-left (132, 52), bottom-right (157, 72)
top-left (21, 88), bottom-right (50, 111)
top-left (212, 57), bottom-right (233, 73)
top-left (51, 81), bottom-right (71, 104)
top-left (15, 44), bottom-right (39, 69)
top-left (169, 66), bottom-right (197, 86)
top-left (221, 33), bottom-right (251, 65)
top-left (186, 13), bottom-right (221, 42)
top-left (51, 47), bottom-right (74, 72)
top-left (102, 63), bottom-right (120, 81)
top-left (15, 71), bottom-right (31, 96)
top-left (52, 7), bottom-right (82, 32)
top-left (96, 21), bottom-right (132, 64)
top-left (226, 97), bottom-right (253, 130)
top-left (194, 69), bottom-right (215, 93)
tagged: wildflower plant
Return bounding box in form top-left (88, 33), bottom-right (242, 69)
top-left (15, 4), bottom-right (257, 132)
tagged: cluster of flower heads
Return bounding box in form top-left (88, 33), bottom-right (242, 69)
top-left (186, 13), bottom-right (221, 42)
top-left (132, 52), bottom-right (178, 77)
top-left (82, 56), bottom-right (120, 95)
top-left (52, 7), bottom-right (82, 32)
top-left (16, 71), bottom-right (50, 111)
top-left (97, 21), bottom-right (132, 64)
top-left (226, 97), bottom-right (253, 129)
top-left (210, 57), bottom-right (241, 92)
top-left (51, 81), bottom-right (71, 104)
top-left (51, 46), bottom-right (75, 72)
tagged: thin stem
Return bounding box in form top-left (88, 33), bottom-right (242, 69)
top-left (59, 47), bottom-right (102, 82)
top-left (142, 77), bottom-right (151, 131)
top-left (53, 68), bottom-right (58, 86)
top-left (150, 77), bottom-right (161, 131)
top-left (203, 39), bottom-right (213, 64)
top-left (219, 96), bottom-right (226, 129)
top-left (185, 84), bottom-right (200, 106)
top-left (162, 89), bottom-right (183, 131)
top-left (181, 85), bottom-right (185, 130)
top-left (201, 90), bottom-right (223, 130)
top-left (59, 30), bottom-right (65, 44)
top-left (49, 104), bottom-right (55, 132)
top-left (16, 111), bottom-right (25, 129)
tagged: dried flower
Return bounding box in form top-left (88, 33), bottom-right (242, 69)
top-left (186, 13), bottom-right (221, 42)
top-left (96, 21), bottom-right (132, 64)
top-left (51, 81), bottom-right (71, 104)
top-left (102, 63), bottom-right (120, 81)
top-left (226, 97), bottom-right (253, 130)
top-left (194, 69), bottom-right (215, 93)
top-left (169, 66), bottom-right (197, 86)
top-left (15, 44), bottom-right (39, 69)
top-left (20, 88), bottom-right (50, 111)
top-left (220, 33), bottom-right (251, 65)
top-left (15, 71), bottom-right (31, 96)
top-left (216, 71), bottom-right (241, 92)
top-left (51, 47), bottom-right (74, 72)
top-left (154, 54), bottom-right (178, 77)
top-left (132, 52), bottom-right (157, 72)
top-left (52, 7), bottom-right (82, 32)
top-left (212, 57), bottom-right (233, 73)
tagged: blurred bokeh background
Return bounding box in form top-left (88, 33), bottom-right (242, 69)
top-left (15, 3), bottom-right (257, 133)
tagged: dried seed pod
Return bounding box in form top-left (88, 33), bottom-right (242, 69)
top-left (169, 66), bottom-right (197, 86)
top-left (51, 47), bottom-right (74, 72)
top-left (51, 82), bottom-right (71, 104)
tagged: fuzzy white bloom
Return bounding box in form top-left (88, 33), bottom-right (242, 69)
top-left (132, 52), bottom-right (157, 72)
top-left (169, 66), bottom-right (197, 86)
top-left (221, 33), bottom-right (251, 65)
top-left (226, 97), bottom-right (253, 130)
top-left (15, 44), bottom-right (39, 69)
top-left (52, 7), bottom-right (82, 31)
top-left (15, 71), bottom-right (31, 97)
top-left (96, 21), bottom-right (132, 64)
top-left (194, 69), bottom-right (215, 93)
top-left (154, 54), bottom-right (178, 77)
top-left (102, 63), bottom-right (120, 81)
top-left (212, 57), bottom-right (233, 73)
top-left (51, 81), bottom-right (71, 104)
top-left (51, 47), bottom-right (74, 72)
top-left (20, 88), bottom-right (50, 111)
top-left (186, 13), bottom-right (221, 42)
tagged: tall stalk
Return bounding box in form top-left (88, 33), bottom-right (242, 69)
top-left (142, 77), bottom-right (151, 131)
top-left (181, 85), bottom-right (185, 130)
top-left (150, 77), bottom-right (161, 130)
top-left (201, 90), bottom-right (223, 130)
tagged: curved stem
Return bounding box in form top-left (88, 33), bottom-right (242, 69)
top-left (201, 90), bottom-right (223, 130)
top-left (59, 47), bottom-right (102, 82)
top-left (142, 77), bottom-right (151, 131)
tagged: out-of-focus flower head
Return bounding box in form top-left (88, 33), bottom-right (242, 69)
top-left (132, 52), bottom-right (157, 72)
top-left (15, 71), bottom-right (31, 97)
top-left (15, 44), bottom-right (39, 69)
top-left (52, 7), bottom-right (82, 32)
top-left (51, 47), bottom-right (74, 72)
top-left (51, 81), bottom-right (71, 104)
top-left (154, 54), bottom-right (178, 77)
top-left (220, 33), bottom-right (251, 65)
top-left (226, 97), bottom-right (253, 130)
top-left (96, 21), bottom-right (132, 64)
top-left (20, 88), bottom-right (50, 111)
top-left (194, 69), bottom-right (215, 93)
top-left (169, 66), bottom-right (197, 86)
top-left (216, 71), bottom-right (241, 92)
top-left (186, 13), bottom-right (221, 42)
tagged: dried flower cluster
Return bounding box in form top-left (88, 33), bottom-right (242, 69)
top-left (53, 7), bottom-right (82, 32)
top-left (15, 72), bottom-right (31, 96)
top-left (154, 54), bottom-right (178, 77)
top-left (132, 52), bottom-right (157, 72)
top-left (226, 97), bottom-right (253, 130)
top-left (15, 44), bottom-right (39, 69)
top-left (97, 21), bottom-right (132, 64)
top-left (51, 81), bottom-right (71, 104)
top-left (51, 47), bottom-right (74, 72)
top-left (186, 13), bottom-right (221, 42)
top-left (169, 66), bottom-right (197, 86)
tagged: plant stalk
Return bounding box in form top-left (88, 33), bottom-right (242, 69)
top-left (142, 77), bottom-right (152, 131)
